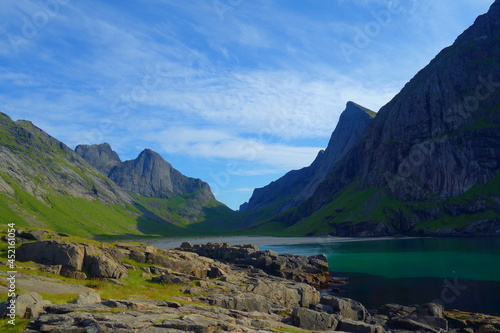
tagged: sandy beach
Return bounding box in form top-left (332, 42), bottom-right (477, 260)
top-left (147, 235), bottom-right (402, 249)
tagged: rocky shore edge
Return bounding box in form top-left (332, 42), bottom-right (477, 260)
top-left (1, 229), bottom-right (499, 332)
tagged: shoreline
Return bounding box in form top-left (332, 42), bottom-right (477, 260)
top-left (147, 235), bottom-right (413, 249)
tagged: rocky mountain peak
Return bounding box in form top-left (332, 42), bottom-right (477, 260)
top-left (455, 0), bottom-right (499, 44)
top-left (104, 147), bottom-right (214, 200)
top-left (266, 1), bottom-right (500, 235)
top-left (345, 101), bottom-right (377, 119)
top-left (74, 143), bottom-right (121, 175)
top-left (240, 102), bottom-right (375, 214)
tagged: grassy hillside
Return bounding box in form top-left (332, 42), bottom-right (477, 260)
top-left (0, 112), bottom-right (236, 240)
top-left (246, 172), bottom-right (500, 236)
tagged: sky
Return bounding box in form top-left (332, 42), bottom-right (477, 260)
top-left (0, 0), bottom-right (495, 210)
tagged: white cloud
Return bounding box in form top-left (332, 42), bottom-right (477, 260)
top-left (148, 127), bottom-right (321, 171)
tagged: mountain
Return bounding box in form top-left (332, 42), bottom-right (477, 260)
top-left (75, 143), bottom-right (228, 227)
top-left (0, 112), bottom-right (144, 237)
top-left (76, 144), bottom-right (214, 201)
top-left (240, 101), bottom-right (375, 217)
top-left (247, 1), bottom-right (500, 236)
top-left (110, 149), bottom-right (213, 200)
top-left (0, 114), bottom-right (235, 238)
top-left (74, 143), bottom-right (121, 175)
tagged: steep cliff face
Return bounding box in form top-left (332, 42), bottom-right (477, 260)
top-left (107, 149), bottom-right (214, 201)
top-left (319, 0), bottom-right (500, 204)
top-left (239, 149), bottom-right (325, 213)
top-left (74, 143), bottom-right (121, 175)
top-left (255, 1), bottom-right (500, 236)
top-left (240, 102), bottom-right (375, 216)
top-left (76, 144), bottom-right (215, 202)
top-left (283, 102), bottom-right (376, 210)
top-left (75, 145), bottom-right (230, 227)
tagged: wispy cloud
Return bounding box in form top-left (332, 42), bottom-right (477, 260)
top-left (147, 127), bottom-right (321, 171)
top-left (0, 0), bottom-right (493, 209)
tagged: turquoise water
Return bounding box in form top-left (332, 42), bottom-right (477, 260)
top-left (261, 238), bottom-right (500, 315)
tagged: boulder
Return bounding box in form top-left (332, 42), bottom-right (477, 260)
top-left (83, 253), bottom-right (128, 279)
top-left (17, 240), bottom-right (128, 280)
top-left (208, 266), bottom-right (226, 279)
top-left (378, 302), bottom-right (448, 332)
top-left (292, 307), bottom-right (339, 330)
top-left (0, 292), bottom-right (51, 319)
top-left (417, 303), bottom-right (444, 318)
top-left (37, 264), bottom-right (62, 275)
top-left (18, 241), bottom-right (85, 271)
top-left (199, 293), bottom-right (271, 313)
top-left (387, 317), bottom-right (443, 333)
top-left (321, 295), bottom-right (369, 321)
top-left (157, 314), bottom-right (219, 333)
top-left (338, 318), bottom-right (384, 333)
top-left (60, 268), bottom-right (87, 280)
top-left (151, 274), bottom-right (190, 285)
top-left (16, 229), bottom-right (48, 241)
top-left (71, 292), bottom-right (101, 305)
top-left (245, 278), bottom-right (319, 308)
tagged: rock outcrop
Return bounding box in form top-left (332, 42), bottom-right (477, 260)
top-left (104, 148), bottom-right (214, 201)
top-left (0, 292), bottom-right (51, 319)
top-left (75, 144), bottom-right (224, 225)
top-left (7, 232), bottom-right (500, 333)
top-left (178, 242), bottom-right (335, 289)
top-left (74, 143), bottom-right (121, 175)
top-left (18, 240), bottom-right (129, 279)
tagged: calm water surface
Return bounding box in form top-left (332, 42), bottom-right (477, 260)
top-left (261, 238), bottom-right (500, 315)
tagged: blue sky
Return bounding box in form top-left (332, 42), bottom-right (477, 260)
top-left (0, 0), bottom-right (494, 210)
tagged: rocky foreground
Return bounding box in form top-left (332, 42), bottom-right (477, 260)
top-left (1, 230), bottom-right (499, 332)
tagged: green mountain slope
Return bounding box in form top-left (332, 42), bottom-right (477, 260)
top-left (0, 112), bottom-right (235, 239)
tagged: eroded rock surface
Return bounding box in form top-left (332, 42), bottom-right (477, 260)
top-left (178, 242), bottom-right (334, 289)
top-left (10, 234), bottom-right (500, 333)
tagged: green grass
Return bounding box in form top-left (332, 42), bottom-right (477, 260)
top-left (39, 293), bottom-right (79, 304)
top-left (0, 179), bottom-right (142, 238)
top-left (132, 192), bottom-right (238, 235)
top-left (254, 183), bottom-right (392, 236)
top-left (0, 319), bottom-right (31, 333)
top-left (0, 172), bottom-right (227, 239)
top-left (96, 269), bottom-right (186, 302)
top-left (416, 210), bottom-right (498, 231)
top-left (248, 171), bottom-right (500, 236)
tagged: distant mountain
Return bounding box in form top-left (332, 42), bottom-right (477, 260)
top-left (74, 143), bottom-right (121, 175)
top-left (0, 114), bottom-right (235, 238)
top-left (110, 149), bottom-right (213, 201)
top-left (240, 101), bottom-right (375, 216)
top-left (246, 0), bottom-right (500, 236)
top-left (76, 144), bottom-right (214, 201)
top-left (75, 143), bottom-right (224, 226)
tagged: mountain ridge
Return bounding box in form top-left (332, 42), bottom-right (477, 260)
top-left (0, 113), bottom-right (235, 238)
top-left (240, 101), bottom-right (376, 218)
top-left (246, 0), bottom-right (500, 236)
